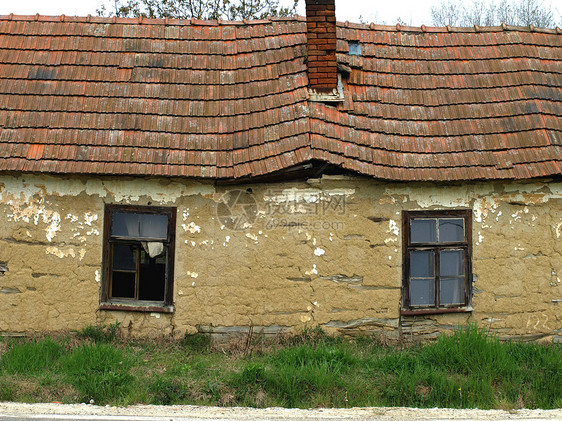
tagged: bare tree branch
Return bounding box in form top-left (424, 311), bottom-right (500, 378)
top-left (431, 0), bottom-right (560, 28)
top-left (97, 0), bottom-right (298, 20)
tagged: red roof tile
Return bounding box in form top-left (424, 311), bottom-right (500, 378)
top-left (0, 14), bottom-right (560, 180)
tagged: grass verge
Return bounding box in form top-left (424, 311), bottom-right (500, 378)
top-left (0, 325), bottom-right (560, 409)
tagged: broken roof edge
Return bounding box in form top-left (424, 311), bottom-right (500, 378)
top-left (1, 160), bottom-right (561, 184)
top-left (1, 13), bottom-right (560, 35)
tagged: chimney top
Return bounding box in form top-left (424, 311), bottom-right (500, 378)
top-left (305, 0), bottom-right (341, 100)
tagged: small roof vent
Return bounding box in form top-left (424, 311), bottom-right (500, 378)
top-left (348, 41), bottom-right (361, 55)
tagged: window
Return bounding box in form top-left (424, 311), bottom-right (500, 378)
top-left (348, 41), bottom-right (361, 56)
top-left (101, 205), bottom-right (176, 311)
top-left (402, 210), bottom-right (472, 313)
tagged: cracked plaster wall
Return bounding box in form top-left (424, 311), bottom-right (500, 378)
top-left (0, 173), bottom-right (560, 342)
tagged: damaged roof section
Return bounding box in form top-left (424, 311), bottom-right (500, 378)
top-left (0, 14), bottom-right (560, 181)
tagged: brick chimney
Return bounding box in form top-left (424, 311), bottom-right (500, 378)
top-left (305, 0), bottom-right (338, 95)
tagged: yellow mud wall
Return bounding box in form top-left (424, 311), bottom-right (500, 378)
top-left (0, 173), bottom-right (560, 341)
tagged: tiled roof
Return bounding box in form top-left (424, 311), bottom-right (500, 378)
top-left (0, 14), bottom-right (560, 181)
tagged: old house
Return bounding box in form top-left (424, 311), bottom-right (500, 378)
top-left (0, 0), bottom-right (561, 341)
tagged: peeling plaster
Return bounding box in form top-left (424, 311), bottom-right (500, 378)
top-left (314, 247), bottom-right (325, 256)
top-left (384, 185), bottom-right (471, 208)
top-left (0, 175), bottom-right (214, 245)
top-left (245, 233), bottom-right (258, 241)
top-left (305, 264), bottom-right (318, 276)
top-left (65, 212), bottom-right (100, 243)
top-left (46, 247), bottom-right (76, 259)
top-left (66, 214), bottom-right (79, 223)
top-left (385, 183), bottom-right (562, 229)
top-left (476, 232), bottom-right (484, 246)
top-left (388, 220), bottom-right (399, 236)
top-left (6, 198), bottom-right (62, 242)
top-left (84, 213), bottom-right (97, 226)
top-left (474, 198), bottom-right (499, 224)
top-left (95, 270), bottom-right (100, 283)
top-left (45, 212), bottom-right (61, 242)
top-left (263, 187), bottom-right (354, 214)
top-left (183, 222), bottom-right (201, 234)
top-left (264, 188), bottom-right (355, 203)
top-left (0, 174), bottom-right (214, 204)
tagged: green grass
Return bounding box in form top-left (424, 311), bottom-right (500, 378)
top-left (0, 325), bottom-right (560, 409)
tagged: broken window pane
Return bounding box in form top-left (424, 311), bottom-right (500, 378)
top-left (410, 250), bottom-right (434, 278)
top-left (112, 212), bottom-right (140, 237)
top-left (410, 278), bottom-right (435, 306)
top-left (138, 248), bottom-right (166, 301)
top-left (439, 218), bottom-right (464, 242)
top-left (140, 214), bottom-right (168, 239)
top-left (411, 219), bottom-right (437, 243)
top-left (440, 277), bottom-right (465, 305)
top-left (111, 271), bottom-right (135, 298)
top-left (440, 250), bottom-right (464, 277)
top-left (112, 244), bottom-right (137, 271)
top-left (105, 205), bottom-right (175, 305)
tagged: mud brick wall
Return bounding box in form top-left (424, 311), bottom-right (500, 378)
top-left (0, 173), bottom-right (560, 342)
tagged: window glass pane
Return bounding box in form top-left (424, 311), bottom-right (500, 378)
top-left (139, 248), bottom-right (167, 301)
top-left (410, 278), bottom-right (435, 306)
top-left (111, 271), bottom-right (135, 298)
top-left (440, 277), bottom-right (465, 305)
top-left (112, 244), bottom-right (137, 271)
top-left (140, 214), bottom-right (168, 239)
top-left (440, 250), bottom-right (465, 277)
top-left (411, 219), bottom-right (437, 243)
top-left (410, 250), bottom-right (434, 278)
top-left (439, 218), bottom-right (465, 242)
top-left (348, 42), bottom-right (361, 55)
top-left (112, 212), bottom-right (140, 237)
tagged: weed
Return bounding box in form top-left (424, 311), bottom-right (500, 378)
top-left (181, 332), bottom-right (211, 353)
top-left (0, 377), bottom-right (14, 400)
top-left (77, 321), bottom-right (121, 343)
top-left (148, 377), bottom-right (189, 405)
top-left (0, 337), bottom-right (62, 374)
top-left (0, 327), bottom-right (560, 409)
top-left (205, 380), bottom-right (223, 402)
top-left (240, 363), bottom-right (266, 384)
top-left (62, 343), bottom-right (133, 403)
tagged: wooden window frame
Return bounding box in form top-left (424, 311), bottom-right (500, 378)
top-left (401, 210), bottom-right (472, 315)
top-left (100, 204), bottom-right (176, 313)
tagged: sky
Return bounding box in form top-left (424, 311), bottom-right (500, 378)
top-left (2, 0), bottom-right (561, 26)
top-left (1, 0), bottom-right (446, 26)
